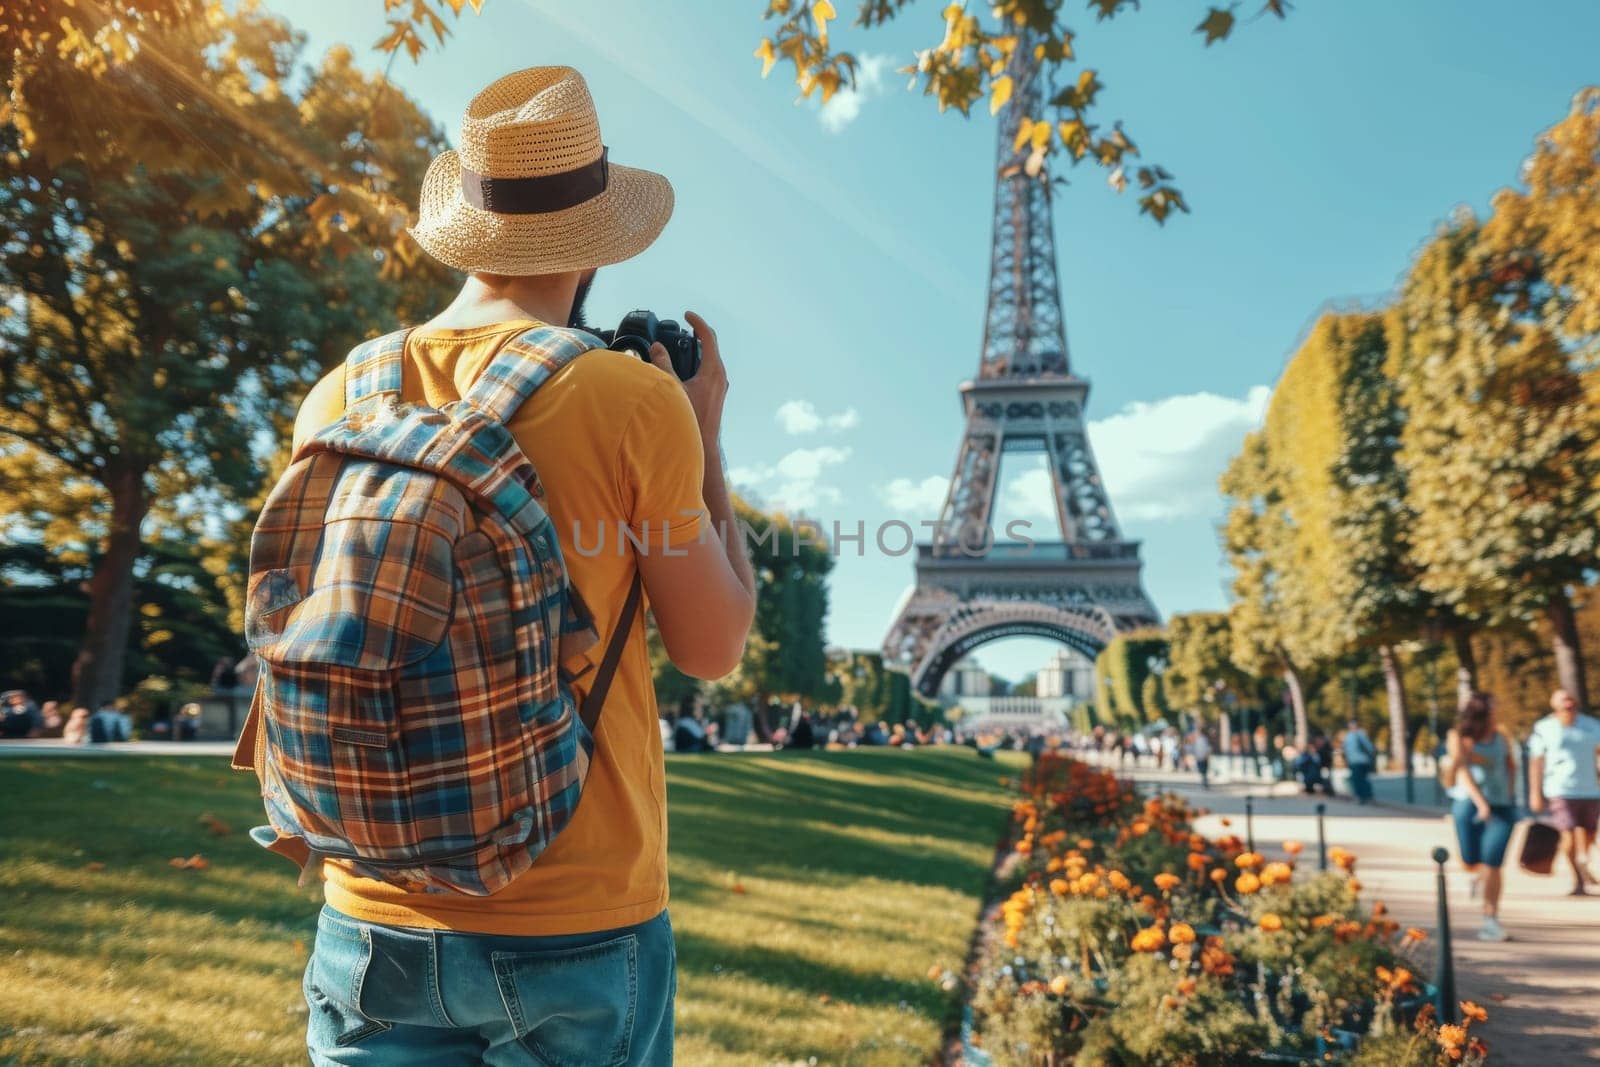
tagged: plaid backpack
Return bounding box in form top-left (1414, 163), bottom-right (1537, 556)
top-left (235, 324), bottom-right (642, 896)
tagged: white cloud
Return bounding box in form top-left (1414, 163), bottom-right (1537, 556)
top-left (818, 53), bottom-right (894, 133)
top-left (1088, 385), bottom-right (1272, 523)
top-left (731, 446), bottom-right (852, 514)
top-left (998, 467), bottom-right (1058, 521)
top-left (727, 462), bottom-right (775, 487)
top-left (826, 408), bottom-right (860, 431)
top-left (776, 399), bottom-right (860, 435)
top-left (776, 445), bottom-right (851, 481)
top-left (880, 474), bottom-right (950, 515)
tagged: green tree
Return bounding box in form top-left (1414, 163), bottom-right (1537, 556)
top-left (707, 499), bottom-right (834, 737)
top-left (1390, 218), bottom-right (1600, 708)
top-left (1093, 629), bottom-right (1168, 725)
top-left (1220, 432), bottom-right (1311, 746)
top-left (1163, 611), bottom-right (1248, 718)
top-left (1263, 312), bottom-right (1434, 764)
top-left (0, 8), bottom-right (455, 706)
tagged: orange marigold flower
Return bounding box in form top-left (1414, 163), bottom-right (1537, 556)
top-left (1108, 870), bottom-right (1132, 891)
top-left (1154, 873), bottom-right (1181, 891)
top-left (1373, 901), bottom-right (1388, 917)
top-left (1404, 927), bottom-right (1427, 942)
top-left (1130, 926), bottom-right (1167, 952)
top-left (1259, 861), bottom-right (1293, 887)
top-left (1259, 913), bottom-right (1284, 932)
top-left (1176, 977), bottom-right (1197, 995)
top-left (1282, 840), bottom-right (1304, 856)
top-left (1311, 914), bottom-right (1336, 928)
top-left (1186, 852), bottom-right (1209, 872)
top-left (1077, 838), bottom-right (1094, 850)
top-left (1438, 1023), bottom-right (1467, 1053)
top-left (1329, 846), bottom-right (1357, 872)
top-left (1461, 1000), bottom-right (1488, 1023)
top-left (1235, 872), bottom-right (1261, 895)
top-left (1200, 943), bottom-right (1235, 977)
top-left (1169, 922), bottom-right (1196, 944)
top-left (1210, 868), bottom-right (1228, 882)
top-left (1050, 878), bottom-right (1069, 896)
top-left (1131, 820), bottom-right (1151, 836)
top-left (1348, 879), bottom-right (1363, 892)
top-left (1235, 852), bottom-right (1263, 870)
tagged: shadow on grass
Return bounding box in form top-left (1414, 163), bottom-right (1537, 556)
top-left (666, 749), bottom-right (1017, 895)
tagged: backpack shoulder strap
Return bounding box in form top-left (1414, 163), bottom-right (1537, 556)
top-left (578, 572), bottom-right (643, 734)
top-left (344, 328), bottom-right (411, 407)
top-left (464, 325), bottom-right (605, 424)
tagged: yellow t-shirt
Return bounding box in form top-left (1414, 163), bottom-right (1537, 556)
top-left (292, 319), bottom-right (706, 936)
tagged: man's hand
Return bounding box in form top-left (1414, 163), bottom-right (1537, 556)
top-left (1530, 792), bottom-right (1546, 814)
top-left (636, 308), bottom-right (755, 680)
top-left (649, 310), bottom-right (727, 445)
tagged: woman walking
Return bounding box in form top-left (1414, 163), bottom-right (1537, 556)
top-left (1444, 692), bottom-right (1517, 942)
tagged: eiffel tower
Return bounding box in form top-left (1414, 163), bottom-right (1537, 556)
top-left (883, 36), bottom-right (1160, 699)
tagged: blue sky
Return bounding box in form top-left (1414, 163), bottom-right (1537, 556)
top-left (265, 0), bottom-right (1600, 682)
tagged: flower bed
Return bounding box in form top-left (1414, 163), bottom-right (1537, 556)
top-left (943, 755), bottom-right (1490, 1065)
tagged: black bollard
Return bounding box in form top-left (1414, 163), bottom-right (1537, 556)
top-left (1432, 847), bottom-right (1458, 1024)
top-left (1245, 795), bottom-right (1256, 853)
top-left (1316, 803), bottom-right (1328, 871)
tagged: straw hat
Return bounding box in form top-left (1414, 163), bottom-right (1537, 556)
top-left (409, 67), bottom-right (673, 276)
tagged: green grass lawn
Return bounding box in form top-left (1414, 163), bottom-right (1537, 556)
top-left (0, 748), bottom-right (1019, 1066)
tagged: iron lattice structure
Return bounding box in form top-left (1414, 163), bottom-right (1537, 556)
top-left (884, 36), bottom-right (1160, 699)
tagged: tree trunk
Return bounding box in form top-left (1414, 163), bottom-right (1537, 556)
top-left (751, 691), bottom-right (774, 743)
top-left (70, 464), bottom-right (147, 709)
top-left (1449, 625), bottom-right (1478, 710)
top-left (1378, 644), bottom-right (1410, 766)
top-left (1546, 592), bottom-right (1590, 711)
top-left (1282, 665), bottom-right (1309, 749)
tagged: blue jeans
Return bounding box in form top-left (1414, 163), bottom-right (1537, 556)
top-left (1347, 763), bottom-right (1374, 802)
top-left (305, 905), bottom-right (675, 1065)
top-left (1451, 798), bottom-right (1515, 868)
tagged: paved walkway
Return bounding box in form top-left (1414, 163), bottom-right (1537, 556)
top-left (1109, 762), bottom-right (1600, 1065)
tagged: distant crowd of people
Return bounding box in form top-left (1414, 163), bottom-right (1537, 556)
top-left (1, 655), bottom-right (258, 746)
top-left (2, 690), bottom-right (133, 744)
top-left (660, 695), bottom-right (959, 755)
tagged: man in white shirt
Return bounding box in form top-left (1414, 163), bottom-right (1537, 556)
top-left (1528, 689), bottom-right (1600, 895)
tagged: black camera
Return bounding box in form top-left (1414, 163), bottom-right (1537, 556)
top-left (596, 310), bottom-right (701, 381)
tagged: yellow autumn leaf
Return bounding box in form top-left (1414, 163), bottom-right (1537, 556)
top-left (1030, 120), bottom-right (1052, 151)
top-left (813, 0), bottom-right (836, 44)
top-left (817, 68), bottom-right (842, 104)
top-left (1013, 116), bottom-right (1034, 153)
top-left (989, 75), bottom-right (1013, 115)
top-left (754, 37), bottom-right (777, 78)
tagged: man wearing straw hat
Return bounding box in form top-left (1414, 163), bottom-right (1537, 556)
top-left (290, 67), bottom-right (756, 1065)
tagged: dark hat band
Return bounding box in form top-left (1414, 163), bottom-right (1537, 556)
top-left (461, 147), bottom-right (609, 215)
